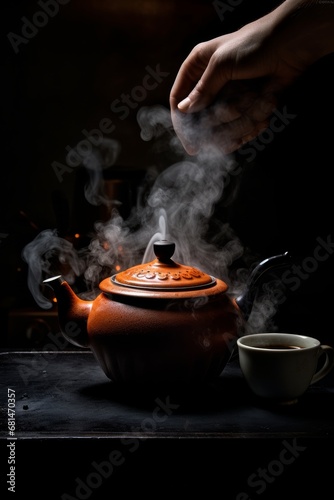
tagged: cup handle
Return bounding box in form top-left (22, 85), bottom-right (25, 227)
top-left (310, 345), bottom-right (334, 385)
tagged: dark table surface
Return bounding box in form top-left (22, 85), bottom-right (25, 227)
top-left (1, 349), bottom-right (334, 439)
top-left (1, 350), bottom-right (334, 500)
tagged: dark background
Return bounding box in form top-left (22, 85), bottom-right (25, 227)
top-left (0, 0), bottom-right (270, 348)
top-left (1, 2), bottom-right (334, 499)
top-left (0, 0), bottom-right (228, 348)
top-left (0, 0), bottom-right (333, 344)
top-left (1, 0), bottom-right (334, 348)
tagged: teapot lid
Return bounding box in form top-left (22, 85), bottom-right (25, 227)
top-left (99, 240), bottom-right (228, 297)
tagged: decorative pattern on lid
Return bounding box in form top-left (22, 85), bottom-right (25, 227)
top-left (114, 240), bottom-right (214, 290)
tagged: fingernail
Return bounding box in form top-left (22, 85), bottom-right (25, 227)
top-left (177, 97), bottom-right (191, 111)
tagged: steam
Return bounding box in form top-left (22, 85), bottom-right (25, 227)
top-left (81, 137), bottom-right (121, 207)
top-left (21, 103), bottom-right (279, 331)
top-left (142, 209), bottom-right (167, 263)
top-left (137, 105), bottom-right (244, 277)
top-left (137, 105), bottom-right (173, 142)
top-left (22, 228), bottom-right (85, 309)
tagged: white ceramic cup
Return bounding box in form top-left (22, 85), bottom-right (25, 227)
top-left (237, 333), bottom-right (334, 403)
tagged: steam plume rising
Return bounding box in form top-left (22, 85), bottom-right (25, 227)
top-left (22, 103), bottom-right (278, 333)
top-left (22, 104), bottom-right (245, 307)
top-left (22, 228), bottom-right (85, 309)
top-left (81, 137), bottom-right (121, 208)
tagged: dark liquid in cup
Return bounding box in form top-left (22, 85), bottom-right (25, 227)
top-left (259, 345), bottom-right (303, 350)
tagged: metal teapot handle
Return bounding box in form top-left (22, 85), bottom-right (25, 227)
top-left (236, 251), bottom-right (291, 320)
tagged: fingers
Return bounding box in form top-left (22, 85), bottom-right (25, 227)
top-left (171, 108), bottom-right (202, 155)
top-left (170, 37), bottom-right (230, 114)
top-left (172, 79), bottom-right (278, 156)
top-left (170, 43), bottom-right (214, 112)
top-left (206, 80), bottom-right (277, 124)
top-left (171, 106), bottom-right (270, 156)
top-left (176, 55), bottom-right (230, 113)
top-left (213, 117), bottom-right (272, 155)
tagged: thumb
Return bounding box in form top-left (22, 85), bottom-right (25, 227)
top-left (177, 60), bottom-right (230, 113)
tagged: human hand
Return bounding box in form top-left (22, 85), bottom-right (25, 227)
top-left (171, 78), bottom-right (278, 155)
top-left (170, 0), bottom-right (334, 155)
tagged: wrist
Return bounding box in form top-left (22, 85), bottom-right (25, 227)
top-left (271, 0), bottom-right (334, 64)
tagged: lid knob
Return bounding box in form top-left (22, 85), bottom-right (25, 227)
top-left (105, 237), bottom-right (221, 293)
top-left (153, 240), bottom-right (175, 263)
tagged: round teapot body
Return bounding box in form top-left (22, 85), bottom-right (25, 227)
top-left (87, 289), bottom-right (243, 387)
top-left (44, 240), bottom-right (291, 390)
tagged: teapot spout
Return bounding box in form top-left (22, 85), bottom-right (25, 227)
top-left (43, 276), bottom-right (92, 348)
top-left (236, 251), bottom-right (291, 321)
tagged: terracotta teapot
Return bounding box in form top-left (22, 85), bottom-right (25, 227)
top-left (44, 240), bottom-right (289, 388)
